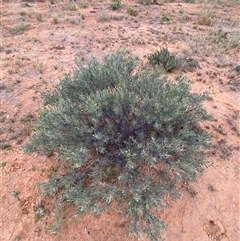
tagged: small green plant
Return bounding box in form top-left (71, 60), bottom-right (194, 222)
top-left (34, 207), bottom-right (45, 223)
top-left (0, 162), bottom-right (7, 169)
top-left (36, 13), bottom-right (43, 22)
top-left (47, 166), bottom-right (58, 177)
top-left (10, 23), bottom-right (29, 35)
top-left (148, 48), bottom-right (177, 72)
top-left (110, 0), bottom-right (121, 10)
top-left (127, 8), bottom-right (138, 16)
top-left (24, 51), bottom-right (211, 241)
top-left (160, 14), bottom-right (170, 24)
top-left (0, 144), bottom-right (12, 150)
top-left (52, 16), bottom-right (58, 24)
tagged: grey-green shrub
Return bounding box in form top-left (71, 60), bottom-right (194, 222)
top-left (148, 48), bottom-right (177, 72)
top-left (24, 51), bottom-right (211, 241)
top-left (110, 0), bottom-right (121, 10)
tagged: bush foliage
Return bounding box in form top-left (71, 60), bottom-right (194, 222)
top-left (148, 48), bottom-right (177, 72)
top-left (110, 0), bottom-right (121, 10)
top-left (24, 51), bottom-right (211, 240)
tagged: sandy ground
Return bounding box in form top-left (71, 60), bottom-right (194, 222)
top-left (0, 0), bottom-right (239, 241)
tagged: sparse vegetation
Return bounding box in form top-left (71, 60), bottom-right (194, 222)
top-left (127, 8), bottom-right (138, 16)
top-left (10, 23), bottom-right (29, 35)
top-left (20, 113), bottom-right (37, 137)
top-left (227, 112), bottom-right (240, 136)
top-left (24, 51), bottom-right (211, 241)
top-left (136, 0), bottom-right (152, 5)
top-left (61, 1), bottom-right (77, 11)
top-left (33, 61), bottom-right (44, 74)
top-left (176, 55), bottom-right (199, 72)
top-left (77, 0), bottom-right (88, 8)
top-left (66, 16), bottom-right (83, 25)
top-left (196, 10), bottom-right (216, 26)
top-left (217, 139), bottom-right (235, 159)
top-left (226, 31), bottom-right (240, 50)
top-left (210, 29), bottom-right (240, 51)
top-left (34, 207), bottom-right (45, 223)
top-left (97, 10), bottom-right (111, 22)
top-left (36, 13), bottom-right (43, 22)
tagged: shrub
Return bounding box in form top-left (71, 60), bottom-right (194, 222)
top-left (24, 51), bottom-right (211, 241)
top-left (148, 48), bottom-right (177, 72)
top-left (110, 0), bottom-right (121, 10)
top-left (127, 8), bottom-right (138, 16)
top-left (196, 10), bottom-right (216, 26)
top-left (61, 0), bottom-right (77, 11)
top-left (10, 23), bottom-right (29, 35)
top-left (136, 0), bottom-right (153, 5)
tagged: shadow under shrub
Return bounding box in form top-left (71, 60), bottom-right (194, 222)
top-left (24, 51), bottom-right (211, 241)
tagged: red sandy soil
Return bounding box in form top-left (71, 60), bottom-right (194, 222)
top-left (0, 1), bottom-right (239, 241)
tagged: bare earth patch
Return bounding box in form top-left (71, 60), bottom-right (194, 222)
top-left (0, 0), bottom-right (239, 241)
